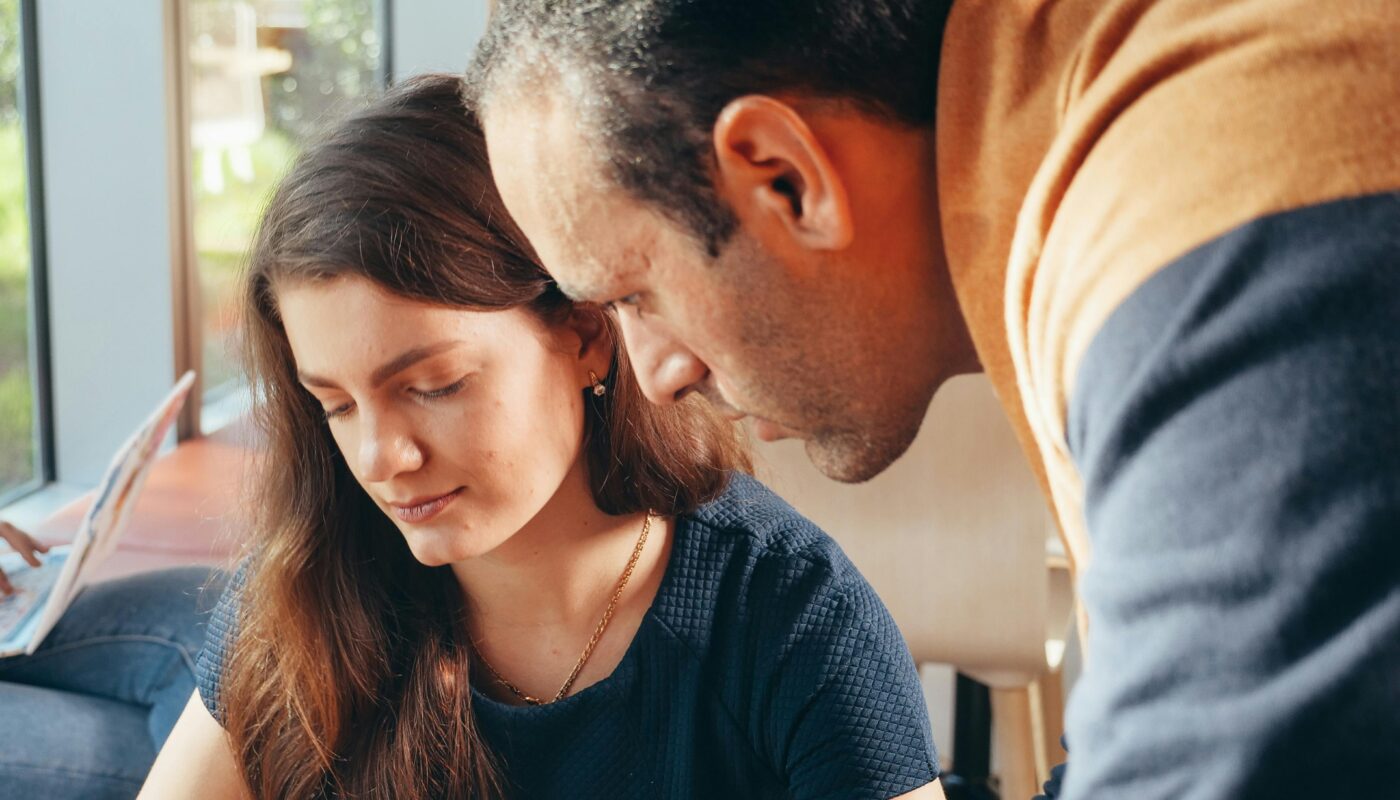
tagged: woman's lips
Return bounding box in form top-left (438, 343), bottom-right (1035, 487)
top-left (388, 487), bottom-right (463, 524)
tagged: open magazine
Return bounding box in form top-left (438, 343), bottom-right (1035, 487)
top-left (0, 371), bottom-right (196, 657)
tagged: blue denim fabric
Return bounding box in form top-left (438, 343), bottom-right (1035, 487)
top-left (0, 566), bottom-right (225, 800)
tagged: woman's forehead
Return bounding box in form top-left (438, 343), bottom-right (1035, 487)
top-left (279, 279), bottom-right (546, 368)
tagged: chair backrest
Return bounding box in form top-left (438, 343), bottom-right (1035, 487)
top-left (753, 375), bottom-right (1073, 688)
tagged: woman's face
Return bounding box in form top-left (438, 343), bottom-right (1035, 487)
top-left (278, 274), bottom-right (599, 566)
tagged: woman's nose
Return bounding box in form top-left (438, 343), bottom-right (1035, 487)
top-left (356, 411), bottom-right (424, 482)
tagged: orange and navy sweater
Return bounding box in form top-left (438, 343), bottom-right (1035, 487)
top-left (937, 0), bottom-right (1400, 797)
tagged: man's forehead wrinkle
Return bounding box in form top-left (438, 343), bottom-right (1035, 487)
top-left (497, 99), bottom-right (594, 259)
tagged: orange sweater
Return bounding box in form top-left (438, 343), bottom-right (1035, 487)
top-left (936, 0), bottom-right (1400, 585)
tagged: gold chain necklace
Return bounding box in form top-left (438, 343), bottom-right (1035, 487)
top-left (471, 513), bottom-right (653, 705)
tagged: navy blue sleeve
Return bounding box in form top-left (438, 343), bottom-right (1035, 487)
top-left (196, 558), bottom-right (248, 724)
top-left (754, 547), bottom-right (940, 800)
top-left (1065, 191), bottom-right (1400, 798)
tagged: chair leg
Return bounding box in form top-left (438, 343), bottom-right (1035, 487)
top-left (1030, 670), bottom-right (1068, 777)
top-left (991, 671), bottom-right (1068, 798)
top-left (990, 686), bottom-right (1040, 800)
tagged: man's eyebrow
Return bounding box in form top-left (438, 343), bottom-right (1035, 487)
top-left (554, 257), bottom-right (631, 303)
top-left (298, 340), bottom-right (467, 390)
top-left (556, 278), bottom-right (601, 303)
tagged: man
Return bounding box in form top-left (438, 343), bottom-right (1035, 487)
top-left (467, 1), bottom-right (1400, 797)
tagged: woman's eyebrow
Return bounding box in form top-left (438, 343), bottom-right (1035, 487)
top-left (297, 339), bottom-right (467, 389)
top-left (369, 340), bottom-right (468, 387)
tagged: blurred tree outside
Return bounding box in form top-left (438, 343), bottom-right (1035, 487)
top-left (0, 0), bottom-right (36, 495)
top-left (0, 0), bottom-right (17, 117)
top-left (192, 0), bottom-right (381, 400)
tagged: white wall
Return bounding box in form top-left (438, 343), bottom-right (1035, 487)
top-left (36, 0), bottom-right (179, 487)
top-left (391, 0), bottom-right (489, 80)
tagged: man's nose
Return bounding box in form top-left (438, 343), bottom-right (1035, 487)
top-left (357, 410), bottom-right (424, 483)
top-left (617, 311), bottom-right (709, 406)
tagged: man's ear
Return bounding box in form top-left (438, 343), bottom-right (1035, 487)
top-left (712, 95), bottom-right (854, 251)
top-left (565, 306), bottom-right (616, 383)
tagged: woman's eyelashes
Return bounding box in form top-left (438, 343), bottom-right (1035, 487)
top-left (320, 375), bottom-right (470, 421)
top-left (324, 401), bottom-right (355, 421)
top-left (412, 375), bottom-right (470, 401)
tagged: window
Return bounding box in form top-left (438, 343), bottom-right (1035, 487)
top-left (186, 0), bottom-right (386, 412)
top-left (0, 0), bottom-right (42, 501)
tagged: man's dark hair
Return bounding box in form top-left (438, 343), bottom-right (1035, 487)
top-left (467, 0), bottom-right (952, 255)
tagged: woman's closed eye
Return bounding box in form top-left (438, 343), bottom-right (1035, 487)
top-left (411, 375), bottom-right (470, 401)
top-left (319, 376), bottom-right (468, 421)
top-left (324, 401), bottom-right (355, 421)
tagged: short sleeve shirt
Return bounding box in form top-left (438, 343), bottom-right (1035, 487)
top-left (197, 474), bottom-right (939, 799)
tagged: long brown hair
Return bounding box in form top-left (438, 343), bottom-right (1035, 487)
top-left (223, 73), bottom-right (750, 799)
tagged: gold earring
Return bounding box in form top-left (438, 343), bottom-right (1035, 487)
top-left (588, 370), bottom-right (607, 397)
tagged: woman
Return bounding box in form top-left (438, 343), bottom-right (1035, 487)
top-left (141, 74), bottom-right (943, 799)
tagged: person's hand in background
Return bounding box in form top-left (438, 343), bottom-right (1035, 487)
top-left (0, 521), bottom-right (49, 596)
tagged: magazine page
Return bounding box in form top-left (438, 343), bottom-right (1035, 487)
top-left (21, 371), bottom-right (196, 655)
top-left (0, 546), bottom-right (71, 657)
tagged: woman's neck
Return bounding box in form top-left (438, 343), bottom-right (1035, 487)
top-left (449, 461), bottom-right (674, 703)
top-left (449, 461), bottom-right (664, 631)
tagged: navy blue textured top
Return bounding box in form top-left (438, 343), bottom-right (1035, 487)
top-left (197, 474), bottom-right (939, 798)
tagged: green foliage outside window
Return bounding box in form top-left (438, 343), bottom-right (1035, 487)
top-left (0, 0), bottom-right (17, 121)
top-left (0, 0), bottom-right (35, 495)
top-left (263, 0), bottom-right (380, 138)
top-left (195, 0), bottom-right (382, 403)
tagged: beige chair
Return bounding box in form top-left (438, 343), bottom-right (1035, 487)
top-left (753, 375), bottom-right (1075, 798)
